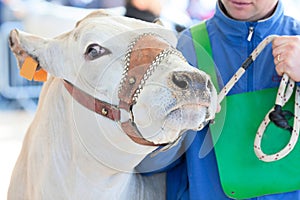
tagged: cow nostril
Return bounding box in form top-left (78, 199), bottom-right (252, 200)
top-left (172, 73), bottom-right (189, 89)
top-left (9, 36), bottom-right (14, 48)
top-left (207, 79), bottom-right (213, 91)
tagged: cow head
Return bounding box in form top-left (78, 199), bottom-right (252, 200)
top-left (9, 10), bottom-right (217, 150)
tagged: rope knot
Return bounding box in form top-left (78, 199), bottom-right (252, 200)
top-left (269, 105), bottom-right (294, 133)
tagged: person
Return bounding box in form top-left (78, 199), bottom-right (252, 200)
top-left (124, 0), bottom-right (188, 32)
top-left (136, 0), bottom-right (300, 199)
top-left (124, 0), bottom-right (162, 22)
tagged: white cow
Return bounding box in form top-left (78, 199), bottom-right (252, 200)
top-left (7, 10), bottom-right (217, 200)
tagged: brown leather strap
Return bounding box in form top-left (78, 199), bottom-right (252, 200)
top-left (121, 120), bottom-right (164, 146)
top-left (117, 34), bottom-right (171, 146)
top-left (118, 34), bottom-right (170, 111)
top-left (63, 80), bottom-right (120, 121)
top-left (63, 80), bottom-right (161, 146)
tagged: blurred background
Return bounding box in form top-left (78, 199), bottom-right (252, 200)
top-left (0, 0), bottom-right (300, 199)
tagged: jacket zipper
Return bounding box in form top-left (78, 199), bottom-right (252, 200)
top-left (247, 26), bottom-right (254, 41)
top-left (247, 26), bottom-right (254, 91)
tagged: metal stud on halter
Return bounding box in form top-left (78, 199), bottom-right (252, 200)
top-left (217, 35), bottom-right (300, 162)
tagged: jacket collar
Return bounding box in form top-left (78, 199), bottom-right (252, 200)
top-left (213, 0), bottom-right (284, 43)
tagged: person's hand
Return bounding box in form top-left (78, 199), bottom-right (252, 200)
top-left (272, 36), bottom-right (300, 82)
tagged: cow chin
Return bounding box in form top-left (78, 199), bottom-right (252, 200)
top-left (134, 104), bottom-right (214, 145)
top-left (167, 104), bottom-right (212, 129)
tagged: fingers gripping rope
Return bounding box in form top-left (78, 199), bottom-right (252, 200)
top-left (217, 35), bottom-right (300, 162)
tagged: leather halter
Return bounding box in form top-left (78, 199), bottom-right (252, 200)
top-left (63, 33), bottom-right (176, 146)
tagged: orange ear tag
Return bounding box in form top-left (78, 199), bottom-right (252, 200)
top-left (20, 57), bottom-right (38, 81)
top-left (33, 69), bottom-right (47, 82)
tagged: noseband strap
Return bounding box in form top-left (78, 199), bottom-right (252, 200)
top-left (118, 33), bottom-right (170, 111)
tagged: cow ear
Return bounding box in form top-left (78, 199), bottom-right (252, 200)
top-left (9, 29), bottom-right (49, 81)
top-left (153, 18), bottom-right (164, 26)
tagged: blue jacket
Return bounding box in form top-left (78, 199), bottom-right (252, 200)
top-left (136, 1), bottom-right (300, 199)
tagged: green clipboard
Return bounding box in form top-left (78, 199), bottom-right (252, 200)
top-left (191, 22), bottom-right (300, 199)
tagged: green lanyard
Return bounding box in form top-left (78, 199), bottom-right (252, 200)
top-left (190, 22), bottom-right (220, 92)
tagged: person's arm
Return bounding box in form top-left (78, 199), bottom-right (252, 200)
top-left (135, 130), bottom-right (198, 174)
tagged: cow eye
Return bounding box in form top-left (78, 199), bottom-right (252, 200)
top-left (85, 44), bottom-right (111, 60)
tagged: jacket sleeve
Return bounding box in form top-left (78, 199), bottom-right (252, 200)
top-left (135, 130), bottom-right (198, 174)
